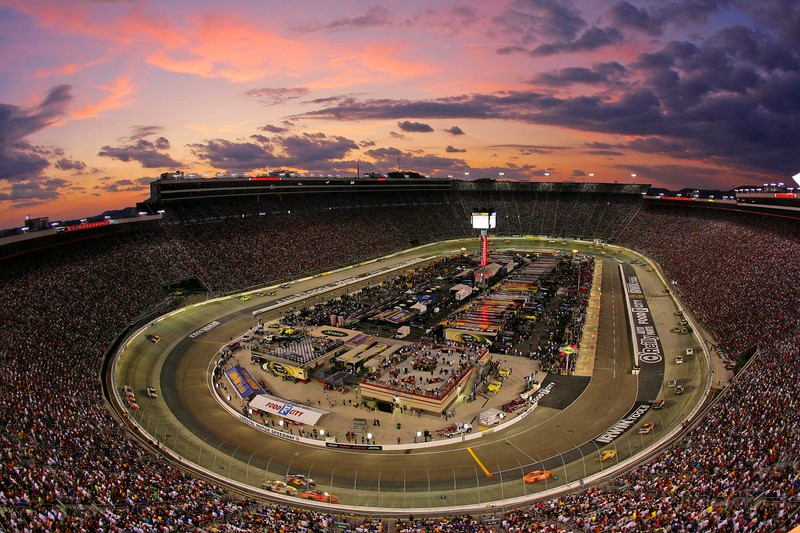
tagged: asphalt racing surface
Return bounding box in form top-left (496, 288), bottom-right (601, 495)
top-left (113, 238), bottom-right (709, 513)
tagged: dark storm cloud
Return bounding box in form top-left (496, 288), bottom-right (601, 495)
top-left (444, 126), bottom-right (464, 135)
top-left (189, 138), bottom-right (269, 171)
top-left (585, 141), bottom-right (626, 151)
top-left (55, 158), bottom-right (87, 172)
top-left (98, 136), bottom-right (180, 169)
top-left (93, 176), bottom-right (152, 193)
top-left (0, 85), bottom-right (73, 182)
top-left (609, 1), bottom-right (664, 35)
top-left (281, 133), bottom-right (359, 164)
top-left (745, 0), bottom-right (800, 47)
top-left (625, 137), bottom-right (700, 159)
top-left (530, 26), bottom-right (624, 56)
top-left (532, 62), bottom-right (627, 86)
top-left (488, 144), bottom-right (567, 155)
top-left (127, 125), bottom-right (164, 141)
top-left (365, 147), bottom-right (468, 175)
top-left (298, 8), bottom-right (800, 179)
top-left (259, 124), bottom-right (288, 134)
top-left (189, 132), bottom-right (358, 172)
top-left (307, 95), bottom-right (360, 106)
top-left (449, 5), bottom-right (479, 26)
top-left (245, 87), bottom-right (310, 106)
top-left (445, 145), bottom-right (466, 153)
top-left (0, 178), bottom-right (68, 204)
top-left (397, 120), bottom-right (434, 133)
top-left (583, 149), bottom-right (624, 156)
top-left (295, 6), bottom-right (393, 33)
top-left (495, 0), bottom-right (587, 44)
top-left (300, 94), bottom-right (519, 121)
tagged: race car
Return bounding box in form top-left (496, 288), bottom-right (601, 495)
top-left (487, 381), bottom-right (503, 393)
top-left (263, 480), bottom-right (298, 496)
top-left (146, 334), bottom-right (161, 344)
top-left (280, 283), bottom-right (290, 289)
top-left (301, 490), bottom-right (339, 504)
top-left (240, 295), bottom-right (251, 301)
top-left (652, 399), bottom-right (665, 410)
top-left (675, 384), bottom-right (686, 395)
top-left (524, 470), bottom-right (556, 483)
top-left (285, 474), bottom-right (315, 488)
top-left (266, 291), bottom-right (277, 296)
top-left (595, 450), bottom-right (617, 462)
top-left (639, 423), bottom-right (655, 434)
top-left (146, 386), bottom-right (157, 399)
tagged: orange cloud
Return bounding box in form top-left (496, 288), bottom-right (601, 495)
top-left (35, 57), bottom-right (110, 78)
top-left (72, 75), bottom-right (136, 120)
top-left (146, 13), bottom-right (313, 82)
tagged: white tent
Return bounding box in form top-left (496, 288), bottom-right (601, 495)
top-left (410, 302), bottom-right (427, 314)
top-left (250, 394), bottom-right (329, 425)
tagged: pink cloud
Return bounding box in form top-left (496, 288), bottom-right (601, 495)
top-left (71, 75), bottom-right (136, 120)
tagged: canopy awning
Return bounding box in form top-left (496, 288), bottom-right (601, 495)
top-left (249, 394), bottom-right (330, 425)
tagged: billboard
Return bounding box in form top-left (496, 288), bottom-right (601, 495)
top-left (444, 328), bottom-right (496, 345)
top-left (264, 361), bottom-right (308, 381)
top-left (225, 365), bottom-right (266, 399)
top-left (471, 211), bottom-right (496, 230)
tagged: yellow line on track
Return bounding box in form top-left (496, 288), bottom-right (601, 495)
top-left (467, 447), bottom-right (492, 477)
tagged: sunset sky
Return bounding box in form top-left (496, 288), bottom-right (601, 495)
top-left (1, 0), bottom-right (799, 229)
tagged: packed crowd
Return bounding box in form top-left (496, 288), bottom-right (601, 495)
top-left (0, 195), bottom-right (798, 531)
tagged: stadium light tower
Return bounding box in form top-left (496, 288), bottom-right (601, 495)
top-left (471, 208), bottom-right (496, 288)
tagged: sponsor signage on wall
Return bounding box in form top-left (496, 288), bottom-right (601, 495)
top-left (249, 394), bottom-right (329, 425)
top-left (225, 365), bottom-right (265, 399)
top-left (594, 402), bottom-right (651, 444)
top-left (624, 273), bottom-right (664, 365)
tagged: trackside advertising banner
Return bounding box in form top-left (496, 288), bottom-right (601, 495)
top-left (249, 394), bottom-right (330, 425)
top-left (620, 266), bottom-right (665, 366)
top-left (620, 264), bottom-right (667, 405)
top-left (225, 365), bottom-right (266, 399)
top-left (594, 402), bottom-right (651, 444)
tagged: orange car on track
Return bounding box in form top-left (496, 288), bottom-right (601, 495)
top-left (524, 470), bottom-right (556, 483)
top-left (301, 490), bottom-right (339, 504)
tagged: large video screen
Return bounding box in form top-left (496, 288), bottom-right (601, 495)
top-left (471, 211), bottom-right (496, 229)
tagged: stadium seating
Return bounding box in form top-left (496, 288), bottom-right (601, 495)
top-left (0, 193), bottom-right (797, 531)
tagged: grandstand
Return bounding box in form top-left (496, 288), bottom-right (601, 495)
top-left (1, 181), bottom-right (798, 531)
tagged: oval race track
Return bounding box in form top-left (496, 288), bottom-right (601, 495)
top-left (111, 237), bottom-right (710, 513)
